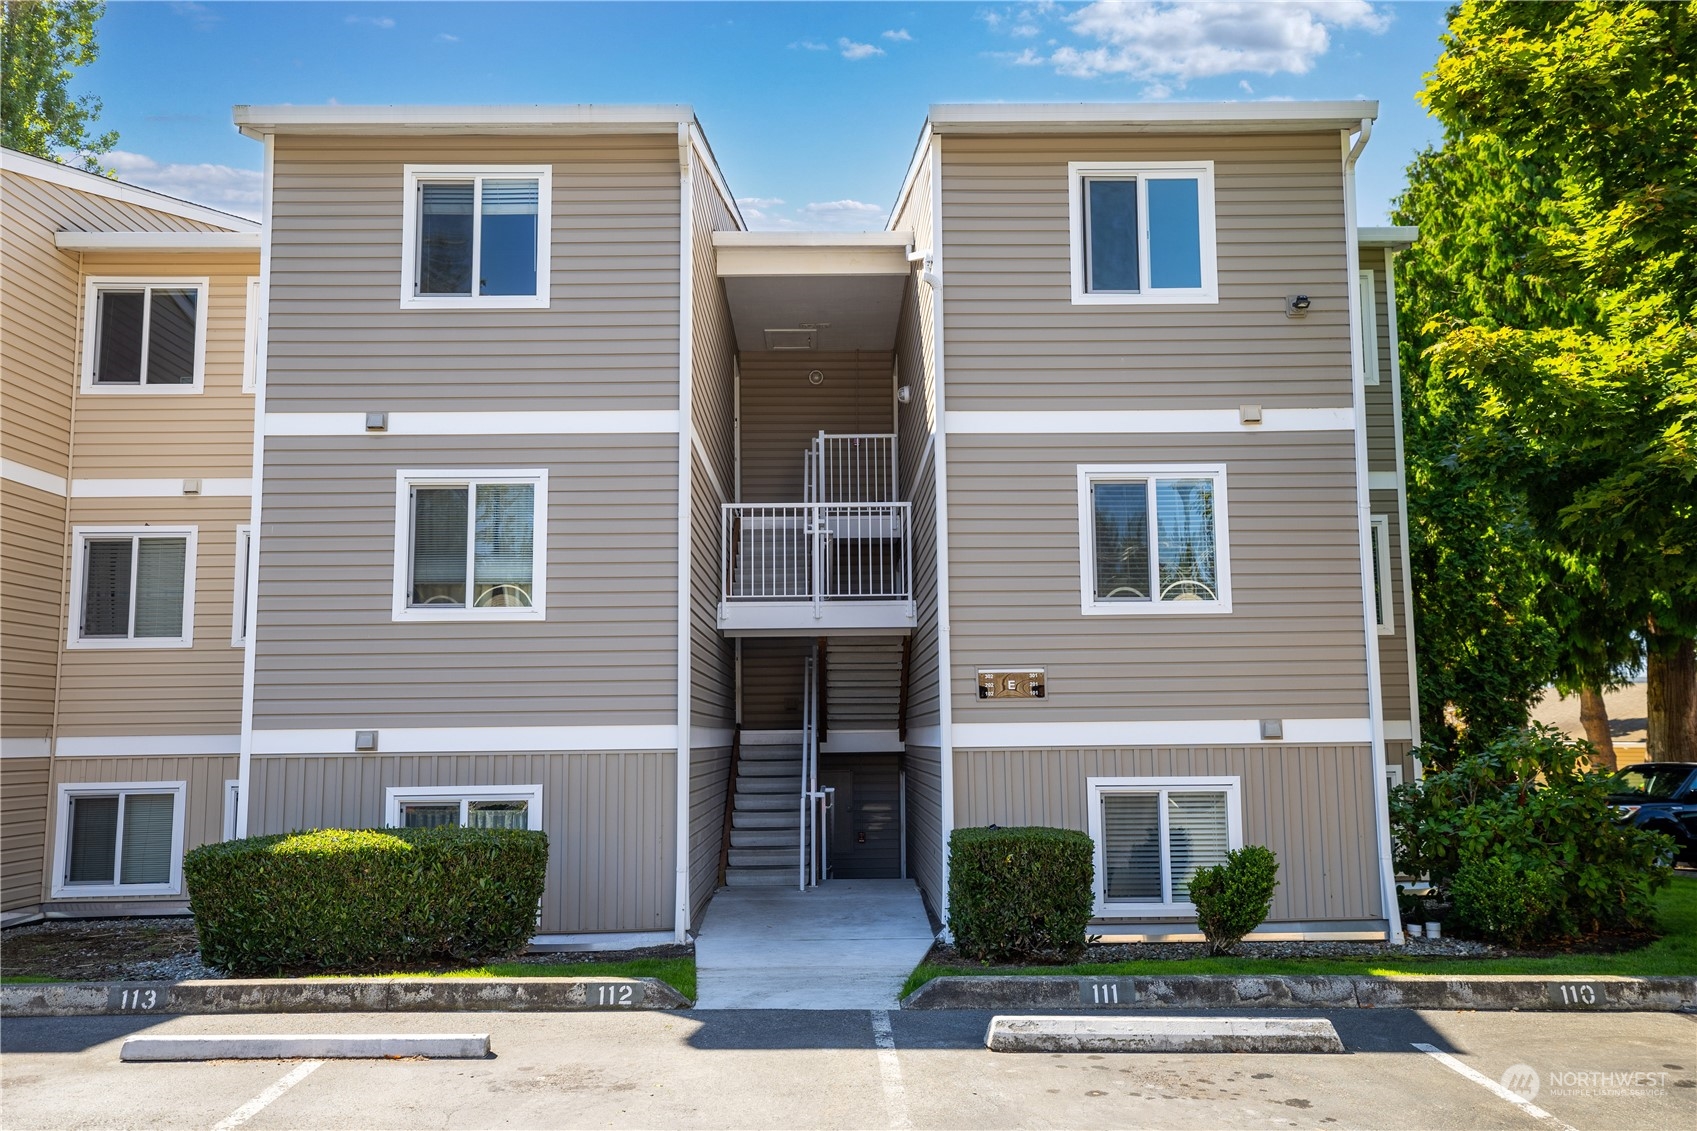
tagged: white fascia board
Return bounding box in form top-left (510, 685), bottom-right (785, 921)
top-left (0, 147), bottom-right (259, 231)
top-left (928, 100), bottom-right (1378, 134)
top-left (1359, 225), bottom-right (1419, 249)
top-left (56, 231), bottom-right (261, 252)
top-left (714, 232), bottom-right (914, 249)
top-left (234, 104), bottom-right (694, 138)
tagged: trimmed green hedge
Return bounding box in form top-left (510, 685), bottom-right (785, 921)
top-left (947, 826), bottom-right (1094, 962)
top-left (185, 826), bottom-right (549, 975)
top-left (1189, 844), bottom-right (1279, 956)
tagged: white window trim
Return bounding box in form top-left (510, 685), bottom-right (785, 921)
top-left (223, 779), bottom-right (240, 841)
top-left (51, 780), bottom-right (187, 898)
top-left (383, 784), bottom-right (545, 832)
top-left (1385, 763), bottom-right (1405, 791)
top-left (399, 165), bottom-right (552, 310)
top-left (391, 469), bottom-right (548, 622)
top-left (1068, 161), bottom-right (1218, 305)
top-left (231, 524), bottom-right (253, 647)
top-left (1359, 269), bottom-right (1381, 385)
top-left (1077, 464), bottom-right (1233, 615)
top-left (79, 277), bottom-right (211, 394)
top-left (1087, 775), bottom-right (1243, 917)
top-left (68, 525), bottom-right (198, 648)
top-left (1370, 514), bottom-right (1394, 634)
top-left (241, 277), bottom-right (261, 393)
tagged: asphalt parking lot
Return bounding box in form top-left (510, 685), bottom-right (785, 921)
top-left (2, 1007), bottom-right (1693, 1130)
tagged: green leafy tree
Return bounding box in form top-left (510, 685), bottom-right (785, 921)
top-left (1, 0), bottom-right (116, 171)
top-left (1394, 1), bottom-right (1697, 757)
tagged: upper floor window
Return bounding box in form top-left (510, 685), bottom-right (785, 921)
top-left (82, 278), bottom-right (208, 393)
top-left (1069, 162), bottom-right (1217, 305)
top-left (1358, 269), bottom-right (1381, 385)
top-left (1370, 514), bottom-right (1394, 634)
top-left (70, 526), bottom-right (197, 648)
top-left (1079, 465), bottom-right (1232, 615)
top-left (400, 166), bottom-right (552, 310)
top-left (392, 469), bottom-right (547, 621)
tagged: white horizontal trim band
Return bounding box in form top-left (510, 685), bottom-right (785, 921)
top-left (0, 738), bottom-right (52, 759)
top-left (252, 725), bottom-right (680, 755)
top-left (71, 478), bottom-right (253, 498)
top-left (950, 718), bottom-right (1373, 749)
top-left (1368, 471), bottom-right (1402, 491)
top-left (265, 411), bottom-right (681, 437)
top-left (55, 734), bottom-right (242, 757)
top-left (55, 231), bottom-right (261, 252)
top-left (1, 458), bottom-right (68, 496)
top-left (1383, 720), bottom-right (1414, 741)
top-left (945, 408), bottom-right (1355, 434)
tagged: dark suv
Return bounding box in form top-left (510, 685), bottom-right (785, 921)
top-left (1606, 762), bottom-right (1697, 865)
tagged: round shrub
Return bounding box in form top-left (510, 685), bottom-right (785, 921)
top-left (1450, 856), bottom-right (1555, 947)
top-left (947, 826), bottom-right (1094, 963)
top-left (185, 825), bottom-right (549, 975)
top-left (1188, 845), bottom-right (1279, 956)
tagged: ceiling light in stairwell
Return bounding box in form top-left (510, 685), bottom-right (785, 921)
top-left (764, 328), bottom-right (818, 351)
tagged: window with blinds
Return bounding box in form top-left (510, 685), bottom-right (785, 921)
top-left (1083, 466), bottom-right (1229, 612)
top-left (74, 530), bottom-right (194, 645)
top-left (398, 472), bottom-right (545, 619)
top-left (57, 785), bottom-right (183, 896)
top-left (387, 788), bottom-right (541, 833)
top-left (86, 281), bottom-right (205, 389)
top-left (405, 168), bottom-right (548, 306)
top-left (1092, 779), bottom-right (1240, 910)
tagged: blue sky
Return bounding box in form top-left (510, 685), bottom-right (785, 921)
top-left (80, 1), bottom-right (1452, 227)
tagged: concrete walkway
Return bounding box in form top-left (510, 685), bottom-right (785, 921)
top-left (693, 880), bottom-right (936, 1009)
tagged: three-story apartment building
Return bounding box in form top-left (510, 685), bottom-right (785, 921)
top-left (1, 101), bottom-right (1419, 946)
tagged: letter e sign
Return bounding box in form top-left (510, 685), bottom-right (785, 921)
top-left (977, 669), bottom-right (1046, 699)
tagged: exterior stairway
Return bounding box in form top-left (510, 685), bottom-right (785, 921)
top-left (724, 742), bottom-right (803, 887)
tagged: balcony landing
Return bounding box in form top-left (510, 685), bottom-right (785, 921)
top-left (717, 600), bottom-right (915, 637)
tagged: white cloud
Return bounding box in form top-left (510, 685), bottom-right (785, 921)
top-left (986, 1), bottom-right (1389, 85)
top-left (789, 39), bottom-right (829, 51)
top-left (737, 196), bottom-right (786, 208)
top-left (436, 33), bottom-right (460, 43)
top-left (345, 14), bottom-right (397, 30)
top-left (738, 198), bottom-right (888, 232)
top-left (170, 2), bottom-right (219, 31)
top-left (838, 38), bottom-right (885, 60)
top-left (1239, 78), bottom-right (1254, 94)
top-left (102, 151), bottom-right (263, 220)
top-left (882, 29), bottom-right (912, 42)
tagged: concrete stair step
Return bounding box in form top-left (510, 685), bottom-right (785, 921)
top-left (733, 811), bottom-right (800, 830)
top-left (728, 847), bottom-right (798, 868)
top-left (738, 760), bottom-right (802, 778)
top-left (738, 745), bottom-right (803, 761)
top-left (735, 777), bottom-right (796, 795)
top-left (730, 829), bottom-right (799, 848)
top-left (724, 867), bottom-right (799, 887)
top-left (735, 792), bottom-right (797, 811)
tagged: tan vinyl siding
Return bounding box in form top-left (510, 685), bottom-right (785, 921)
top-left (247, 751), bottom-right (676, 934)
top-left (903, 744), bottom-right (944, 914)
top-left (1373, 489), bottom-right (1412, 724)
top-left (70, 252), bottom-right (258, 477)
top-left (827, 637), bottom-right (903, 730)
top-left (1, 481), bottom-right (65, 736)
top-left (740, 637), bottom-right (809, 728)
top-left (902, 455), bottom-right (941, 730)
top-left (941, 132), bottom-right (1355, 412)
top-left (252, 435), bottom-right (678, 729)
top-left (266, 135), bottom-right (680, 414)
top-left (45, 754), bottom-right (236, 905)
top-left (55, 500), bottom-right (249, 736)
top-left (689, 457), bottom-right (733, 726)
top-left (1365, 254), bottom-right (1399, 473)
top-left (737, 351), bottom-right (895, 503)
top-left (954, 744), bottom-right (1382, 922)
top-left (687, 744), bottom-right (732, 921)
top-left (1386, 739), bottom-right (1419, 783)
top-left (2, 756), bottom-right (50, 911)
top-left (946, 431), bottom-right (1369, 722)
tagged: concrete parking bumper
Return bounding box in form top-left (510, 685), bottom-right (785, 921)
top-left (120, 1032), bottom-right (491, 1061)
top-left (985, 1015), bottom-right (1346, 1054)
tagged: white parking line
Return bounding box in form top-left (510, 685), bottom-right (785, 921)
top-left (211, 1059), bottom-right (324, 1131)
top-left (1412, 1044), bottom-right (1576, 1130)
top-left (870, 1010), bottom-right (911, 1130)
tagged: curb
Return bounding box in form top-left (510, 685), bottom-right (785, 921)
top-left (0, 976), bottom-right (688, 1017)
top-left (903, 974), bottom-right (1697, 1013)
top-left (985, 1015), bottom-right (1346, 1054)
top-left (121, 1032), bottom-right (491, 1061)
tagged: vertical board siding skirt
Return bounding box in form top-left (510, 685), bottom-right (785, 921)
top-left (928, 133), bottom-right (959, 930)
top-left (235, 133), bottom-right (276, 839)
top-left (1342, 123), bottom-right (1402, 943)
top-left (673, 125), bottom-right (695, 941)
top-left (1383, 246), bottom-right (1423, 760)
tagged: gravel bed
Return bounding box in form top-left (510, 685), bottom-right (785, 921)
top-left (1078, 936), bottom-right (1500, 962)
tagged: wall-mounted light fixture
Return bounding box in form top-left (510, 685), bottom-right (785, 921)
top-left (1285, 294), bottom-right (1312, 318)
top-left (896, 385), bottom-right (912, 405)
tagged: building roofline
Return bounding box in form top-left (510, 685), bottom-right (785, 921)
top-left (234, 104), bottom-right (696, 138)
top-left (927, 100), bottom-right (1377, 134)
top-left (1359, 225), bottom-right (1419, 250)
top-left (714, 232), bottom-right (912, 249)
top-left (0, 147), bottom-right (259, 232)
top-left (55, 230), bottom-right (261, 252)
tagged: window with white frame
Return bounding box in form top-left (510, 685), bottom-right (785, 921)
top-left (231, 524), bottom-right (253, 647)
top-left (384, 785), bottom-right (543, 832)
top-left (223, 780), bottom-right (241, 841)
top-left (241, 277), bottom-right (261, 393)
top-left (1370, 515), bottom-right (1394, 634)
top-left (400, 166), bottom-right (551, 309)
top-left (52, 781), bottom-right (186, 898)
top-left (1358, 270), bottom-right (1381, 385)
top-left (1088, 777), bottom-right (1242, 914)
top-left (1079, 465), bottom-right (1232, 614)
top-left (393, 470), bottom-right (547, 620)
top-left (71, 527), bottom-right (197, 647)
top-left (1069, 161), bottom-right (1218, 304)
top-left (82, 278), bottom-right (209, 392)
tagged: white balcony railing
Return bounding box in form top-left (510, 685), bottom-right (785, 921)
top-left (721, 502), bottom-right (913, 617)
top-left (805, 433), bottom-right (897, 504)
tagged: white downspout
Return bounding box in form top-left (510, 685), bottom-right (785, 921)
top-left (673, 124), bottom-right (696, 942)
top-left (1343, 118), bottom-right (1403, 945)
top-left (928, 134), bottom-right (958, 937)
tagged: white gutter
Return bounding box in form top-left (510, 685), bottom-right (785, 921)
top-left (234, 103), bottom-right (694, 139)
top-left (673, 123), bottom-right (696, 942)
top-left (55, 231), bottom-right (262, 252)
top-left (1342, 118), bottom-right (1403, 945)
top-left (1382, 244), bottom-right (1424, 763)
top-left (234, 133), bottom-right (275, 838)
top-left (929, 100), bottom-right (1378, 134)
